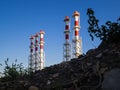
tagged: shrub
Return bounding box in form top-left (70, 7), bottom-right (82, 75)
top-left (0, 58), bottom-right (28, 81)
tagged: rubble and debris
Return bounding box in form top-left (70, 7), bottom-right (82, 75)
top-left (0, 42), bottom-right (120, 90)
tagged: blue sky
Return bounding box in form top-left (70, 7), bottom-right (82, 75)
top-left (0, 0), bottom-right (120, 71)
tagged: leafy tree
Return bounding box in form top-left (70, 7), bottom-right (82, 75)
top-left (87, 8), bottom-right (120, 43)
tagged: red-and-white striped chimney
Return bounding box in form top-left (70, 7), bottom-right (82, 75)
top-left (63, 16), bottom-right (71, 61)
top-left (34, 33), bottom-right (40, 71)
top-left (29, 30), bottom-right (45, 72)
top-left (39, 30), bottom-right (45, 70)
top-left (72, 11), bottom-right (82, 58)
top-left (29, 36), bottom-right (35, 71)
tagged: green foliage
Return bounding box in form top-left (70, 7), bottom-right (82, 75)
top-left (87, 8), bottom-right (120, 43)
top-left (0, 58), bottom-right (28, 81)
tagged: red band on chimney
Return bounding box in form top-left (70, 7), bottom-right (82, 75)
top-left (74, 21), bottom-right (79, 26)
top-left (35, 40), bottom-right (38, 43)
top-left (66, 34), bottom-right (69, 39)
top-left (31, 42), bottom-right (34, 45)
top-left (31, 49), bottom-right (33, 53)
top-left (40, 45), bottom-right (43, 49)
top-left (35, 47), bottom-right (38, 51)
top-left (75, 31), bottom-right (79, 36)
top-left (65, 25), bottom-right (69, 30)
top-left (40, 38), bottom-right (44, 41)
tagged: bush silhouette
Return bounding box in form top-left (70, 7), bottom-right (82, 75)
top-left (0, 58), bottom-right (28, 81)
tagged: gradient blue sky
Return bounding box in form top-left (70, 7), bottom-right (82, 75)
top-left (0, 0), bottom-right (120, 71)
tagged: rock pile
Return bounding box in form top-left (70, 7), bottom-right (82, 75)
top-left (0, 42), bottom-right (120, 90)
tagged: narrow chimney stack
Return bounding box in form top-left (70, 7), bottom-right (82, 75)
top-left (63, 16), bottom-right (71, 61)
top-left (29, 36), bottom-right (35, 72)
top-left (72, 11), bottom-right (82, 58)
top-left (34, 33), bottom-right (40, 71)
top-left (39, 30), bottom-right (45, 70)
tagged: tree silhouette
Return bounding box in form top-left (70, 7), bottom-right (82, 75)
top-left (87, 8), bottom-right (120, 43)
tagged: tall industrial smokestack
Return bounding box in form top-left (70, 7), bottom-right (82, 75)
top-left (72, 11), bottom-right (82, 58)
top-left (63, 16), bottom-right (71, 61)
top-left (29, 36), bottom-right (35, 72)
top-left (34, 33), bottom-right (40, 71)
top-left (39, 30), bottom-right (45, 70)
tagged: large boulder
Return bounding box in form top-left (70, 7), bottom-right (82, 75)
top-left (102, 68), bottom-right (120, 90)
